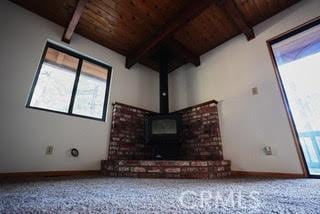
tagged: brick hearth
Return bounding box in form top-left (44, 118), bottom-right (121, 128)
top-left (101, 100), bottom-right (231, 179)
top-left (101, 160), bottom-right (231, 179)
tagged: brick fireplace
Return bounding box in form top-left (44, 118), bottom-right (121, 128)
top-left (101, 100), bottom-right (231, 179)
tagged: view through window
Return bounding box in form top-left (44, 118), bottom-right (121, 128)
top-left (270, 19), bottom-right (320, 176)
top-left (27, 42), bottom-right (112, 121)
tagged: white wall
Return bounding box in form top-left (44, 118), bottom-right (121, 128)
top-left (169, 0), bottom-right (320, 173)
top-left (0, 1), bottom-right (159, 173)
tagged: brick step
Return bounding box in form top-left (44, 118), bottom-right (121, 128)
top-left (101, 160), bottom-right (231, 179)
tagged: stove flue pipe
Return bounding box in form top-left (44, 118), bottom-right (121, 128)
top-left (159, 52), bottom-right (169, 114)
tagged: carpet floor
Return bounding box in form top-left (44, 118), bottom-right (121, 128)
top-left (1, 177), bottom-right (320, 213)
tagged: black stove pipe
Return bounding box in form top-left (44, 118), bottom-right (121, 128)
top-left (159, 52), bottom-right (169, 114)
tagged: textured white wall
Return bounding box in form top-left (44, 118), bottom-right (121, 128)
top-left (169, 0), bottom-right (320, 173)
top-left (0, 1), bottom-right (159, 173)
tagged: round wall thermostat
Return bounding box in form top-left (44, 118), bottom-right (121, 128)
top-left (71, 148), bottom-right (79, 157)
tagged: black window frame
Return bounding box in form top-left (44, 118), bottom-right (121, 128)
top-left (26, 41), bottom-right (112, 122)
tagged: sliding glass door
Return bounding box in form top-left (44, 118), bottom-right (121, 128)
top-left (269, 18), bottom-right (320, 177)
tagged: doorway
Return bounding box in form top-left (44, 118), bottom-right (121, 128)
top-left (268, 17), bottom-right (320, 177)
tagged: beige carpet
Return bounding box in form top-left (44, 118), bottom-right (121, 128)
top-left (1, 177), bottom-right (320, 213)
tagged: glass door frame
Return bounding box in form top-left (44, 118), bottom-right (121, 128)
top-left (267, 16), bottom-right (320, 178)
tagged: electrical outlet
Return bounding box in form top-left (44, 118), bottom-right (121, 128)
top-left (46, 146), bottom-right (53, 155)
top-left (263, 146), bottom-right (272, 156)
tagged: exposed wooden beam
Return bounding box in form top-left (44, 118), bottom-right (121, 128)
top-left (125, 0), bottom-right (214, 69)
top-left (62, 0), bottom-right (88, 43)
top-left (220, 0), bottom-right (255, 41)
top-left (166, 39), bottom-right (200, 67)
top-left (168, 60), bottom-right (185, 73)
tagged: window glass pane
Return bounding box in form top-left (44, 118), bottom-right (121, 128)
top-left (272, 25), bottom-right (320, 66)
top-left (72, 61), bottom-right (108, 119)
top-left (30, 48), bottom-right (79, 112)
top-left (271, 22), bottom-right (320, 175)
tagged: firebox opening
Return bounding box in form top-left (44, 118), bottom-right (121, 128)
top-left (145, 114), bottom-right (182, 160)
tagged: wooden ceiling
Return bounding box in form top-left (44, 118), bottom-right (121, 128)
top-left (10, 0), bottom-right (300, 72)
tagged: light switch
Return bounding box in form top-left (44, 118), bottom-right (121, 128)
top-left (252, 87), bottom-right (258, 95)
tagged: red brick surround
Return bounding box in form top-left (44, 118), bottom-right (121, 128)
top-left (176, 101), bottom-right (223, 160)
top-left (108, 101), bottom-right (222, 160)
top-left (101, 160), bottom-right (231, 179)
top-left (107, 102), bottom-right (153, 160)
top-left (103, 100), bottom-right (231, 179)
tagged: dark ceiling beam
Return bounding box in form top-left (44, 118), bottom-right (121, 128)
top-left (166, 39), bottom-right (200, 67)
top-left (168, 61), bottom-right (185, 73)
top-left (220, 0), bottom-right (255, 41)
top-left (125, 0), bottom-right (215, 69)
top-left (62, 0), bottom-right (88, 43)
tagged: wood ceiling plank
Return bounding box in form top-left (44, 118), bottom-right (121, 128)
top-left (221, 0), bottom-right (255, 41)
top-left (174, 28), bottom-right (198, 54)
top-left (251, 0), bottom-right (272, 21)
top-left (93, 0), bottom-right (155, 37)
top-left (91, 0), bottom-right (155, 47)
top-left (81, 0), bottom-right (172, 55)
top-left (76, 22), bottom-right (131, 54)
top-left (10, 0), bottom-right (74, 27)
top-left (89, 3), bottom-right (152, 49)
top-left (9, 0), bottom-right (301, 72)
top-left (175, 26), bottom-right (216, 56)
top-left (129, 0), bottom-right (167, 28)
top-left (171, 6), bottom-right (229, 67)
top-left (166, 39), bottom-right (200, 66)
top-left (84, 3), bottom-right (135, 35)
top-left (140, 0), bottom-right (191, 25)
top-left (174, 3), bottom-right (239, 55)
top-left (125, 0), bottom-right (215, 69)
top-left (77, 25), bottom-right (132, 52)
top-left (81, 9), bottom-right (138, 45)
top-left (107, 0), bottom-right (192, 56)
top-left (108, 0), bottom-right (160, 34)
top-left (193, 12), bottom-right (219, 38)
top-left (206, 6), bottom-right (238, 39)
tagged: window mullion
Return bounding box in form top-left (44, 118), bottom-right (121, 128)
top-left (68, 59), bottom-right (83, 114)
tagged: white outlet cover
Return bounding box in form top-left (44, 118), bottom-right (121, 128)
top-left (262, 145), bottom-right (278, 156)
top-left (46, 146), bottom-right (53, 155)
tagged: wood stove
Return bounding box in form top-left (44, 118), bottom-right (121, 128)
top-left (145, 113), bottom-right (182, 159)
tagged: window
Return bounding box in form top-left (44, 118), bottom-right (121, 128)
top-left (27, 42), bottom-right (112, 121)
